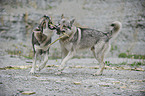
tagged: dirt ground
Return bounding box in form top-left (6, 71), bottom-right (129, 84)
top-left (0, 54), bottom-right (145, 96)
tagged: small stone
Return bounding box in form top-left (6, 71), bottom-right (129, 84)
top-left (55, 71), bottom-right (63, 75)
top-left (120, 86), bottom-right (127, 89)
top-left (135, 68), bottom-right (144, 71)
top-left (142, 79), bottom-right (145, 82)
top-left (90, 66), bottom-right (99, 69)
top-left (21, 91), bottom-right (36, 95)
top-left (99, 84), bottom-right (110, 87)
top-left (73, 82), bottom-right (81, 85)
top-left (55, 80), bottom-right (62, 84)
top-left (98, 82), bottom-right (111, 87)
top-left (112, 81), bottom-right (120, 84)
top-left (75, 65), bottom-right (83, 68)
top-left (113, 92), bottom-right (121, 95)
top-left (140, 90), bottom-right (145, 92)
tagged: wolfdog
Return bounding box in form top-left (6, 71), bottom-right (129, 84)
top-left (29, 15), bottom-right (56, 74)
top-left (56, 15), bottom-right (122, 75)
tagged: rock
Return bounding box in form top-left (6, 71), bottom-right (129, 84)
top-left (98, 82), bottom-right (112, 87)
top-left (99, 84), bottom-right (110, 87)
top-left (135, 68), bottom-right (144, 71)
top-left (140, 90), bottom-right (145, 92)
top-left (21, 91), bottom-right (36, 95)
top-left (112, 81), bottom-right (120, 84)
top-left (120, 86), bottom-right (127, 89)
top-left (75, 65), bottom-right (83, 68)
top-left (113, 92), bottom-right (121, 95)
top-left (73, 82), bottom-right (81, 85)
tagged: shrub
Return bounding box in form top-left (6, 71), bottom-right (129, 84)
top-left (118, 53), bottom-right (127, 58)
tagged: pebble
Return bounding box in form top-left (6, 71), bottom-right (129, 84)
top-left (21, 91), bottom-right (36, 95)
top-left (73, 82), bottom-right (81, 85)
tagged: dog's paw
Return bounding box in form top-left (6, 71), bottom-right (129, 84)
top-left (36, 68), bottom-right (41, 72)
top-left (92, 72), bottom-right (102, 76)
top-left (29, 70), bottom-right (36, 75)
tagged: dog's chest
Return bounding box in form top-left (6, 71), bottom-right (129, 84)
top-left (43, 29), bottom-right (53, 36)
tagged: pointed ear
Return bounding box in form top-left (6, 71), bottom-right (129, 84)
top-left (70, 19), bottom-right (75, 25)
top-left (61, 14), bottom-right (64, 19)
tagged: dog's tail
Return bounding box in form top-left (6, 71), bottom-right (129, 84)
top-left (109, 21), bottom-right (122, 40)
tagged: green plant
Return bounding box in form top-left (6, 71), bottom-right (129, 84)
top-left (118, 53), bottom-right (127, 58)
top-left (130, 62), bottom-right (145, 67)
top-left (118, 53), bottom-right (145, 59)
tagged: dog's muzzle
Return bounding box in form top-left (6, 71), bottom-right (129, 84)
top-left (56, 25), bottom-right (65, 35)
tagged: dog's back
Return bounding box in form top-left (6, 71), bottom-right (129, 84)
top-left (77, 28), bottom-right (109, 49)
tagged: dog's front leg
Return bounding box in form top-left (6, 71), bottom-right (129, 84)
top-left (60, 44), bottom-right (69, 59)
top-left (58, 51), bottom-right (75, 72)
top-left (38, 52), bottom-right (49, 71)
top-left (29, 52), bottom-right (38, 74)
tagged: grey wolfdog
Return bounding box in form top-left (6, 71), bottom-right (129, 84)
top-left (56, 15), bottom-right (122, 75)
top-left (29, 15), bottom-right (56, 74)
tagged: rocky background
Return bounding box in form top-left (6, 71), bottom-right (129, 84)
top-left (0, 0), bottom-right (145, 58)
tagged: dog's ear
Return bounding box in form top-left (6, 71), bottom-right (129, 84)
top-left (61, 14), bottom-right (64, 19)
top-left (70, 19), bottom-right (75, 26)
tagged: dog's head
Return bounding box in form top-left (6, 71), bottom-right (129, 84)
top-left (56, 14), bottom-right (75, 35)
top-left (36, 15), bottom-right (56, 32)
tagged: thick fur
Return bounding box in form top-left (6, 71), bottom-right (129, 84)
top-left (56, 15), bottom-right (122, 75)
top-left (30, 15), bottom-right (56, 74)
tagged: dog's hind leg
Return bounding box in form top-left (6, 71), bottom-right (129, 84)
top-left (38, 51), bottom-right (49, 71)
top-left (93, 42), bottom-right (110, 76)
top-left (95, 54), bottom-right (105, 76)
top-left (58, 51), bottom-right (75, 72)
top-left (91, 46), bottom-right (104, 76)
top-left (30, 51), bottom-right (39, 74)
top-left (91, 46), bottom-right (97, 59)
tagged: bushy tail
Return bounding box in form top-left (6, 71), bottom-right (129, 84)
top-left (110, 21), bottom-right (122, 40)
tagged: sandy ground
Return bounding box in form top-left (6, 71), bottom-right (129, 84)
top-left (0, 54), bottom-right (145, 96)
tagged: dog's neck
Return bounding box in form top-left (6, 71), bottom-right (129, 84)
top-left (71, 26), bottom-right (77, 33)
top-left (43, 21), bottom-right (54, 39)
top-left (59, 26), bottom-right (77, 42)
top-left (43, 28), bottom-right (53, 36)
